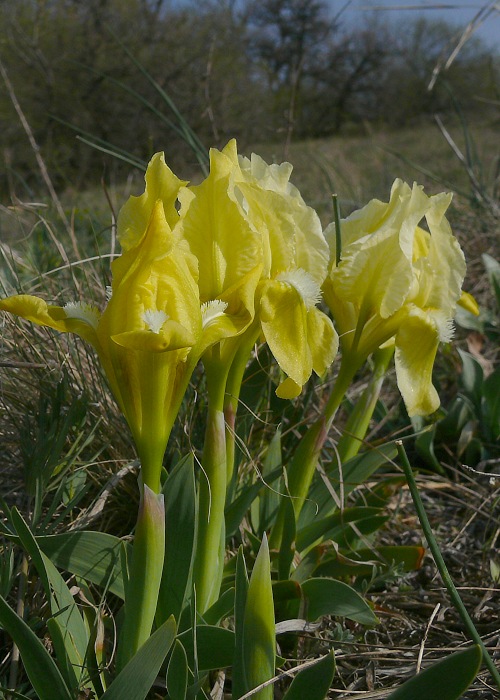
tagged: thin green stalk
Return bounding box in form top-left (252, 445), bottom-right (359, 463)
top-left (224, 325), bottom-right (261, 484)
top-left (116, 481), bottom-right (165, 671)
top-left (397, 441), bottom-right (500, 690)
top-left (336, 345), bottom-right (394, 463)
top-left (269, 360), bottom-right (357, 550)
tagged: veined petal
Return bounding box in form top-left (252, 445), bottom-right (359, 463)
top-left (394, 307), bottom-right (441, 416)
top-left (117, 152), bottom-right (187, 251)
top-left (235, 168), bottom-right (329, 285)
top-left (411, 191), bottom-right (466, 317)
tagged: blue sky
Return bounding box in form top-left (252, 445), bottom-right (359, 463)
top-left (340, 1), bottom-right (499, 49)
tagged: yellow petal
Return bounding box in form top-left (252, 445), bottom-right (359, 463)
top-left (394, 307), bottom-right (440, 416)
top-left (457, 291), bottom-right (480, 315)
top-left (117, 152), bottom-right (187, 251)
top-left (0, 294), bottom-right (100, 346)
top-left (176, 147), bottom-right (262, 329)
top-left (410, 191), bottom-right (466, 317)
top-left (260, 280), bottom-right (311, 392)
top-left (307, 306), bottom-right (338, 376)
top-left (235, 162), bottom-right (329, 285)
top-left (112, 319), bottom-right (195, 353)
top-left (102, 200), bottom-right (201, 343)
top-left (328, 181), bottom-right (430, 319)
top-left (276, 377), bottom-right (302, 399)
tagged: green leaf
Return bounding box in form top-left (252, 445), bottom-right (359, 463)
top-left (386, 645), bottom-right (482, 700)
top-left (0, 594), bottom-right (73, 700)
top-left (482, 366), bottom-right (500, 441)
top-left (100, 616), bottom-right (176, 700)
top-left (278, 497), bottom-right (297, 581)
top-left (239, 535), bottom-right (276, 699)
top-left (413, 422), bottom-right (443, 473)
top-left (315, 545), bottom-right (425, 578)
top-left (301, 578), bottom-right (378, 626)
top-left (178, 625), bottom-right (235, 672)
top-left (232, 547), bottom-right (249, 699)
top-left (252, 427), bottom-right (282, 535)
top-left (458, 350), bottom-right (484, 407)
top-left (225, 467), bottom-right (283, 538)
top-left (299, 444), bottom-right (397, 525)
top-left (11, 509), bottom-right (90, 691)
top-left (37, 531), bottom-right (127, 598)
top-left (296, 506), bottom-right (384, 552)
top-left (157, 454), bottom-right (197, 624)
top-left (166, 640), bottom-right (188, 700)
top-left (483, 253), bottom-right (500, 308)
top-left (282, 651), bottom-right (336, 700)
top-left (201, 587), bottom-right (235, 626)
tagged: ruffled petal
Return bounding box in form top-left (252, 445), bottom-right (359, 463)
top-left (176, 147), bottom-right (262, 339)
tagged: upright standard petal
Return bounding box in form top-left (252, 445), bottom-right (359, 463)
top-left (228, 142), bottom-right (335, 396)
top-left (176, 144), bottom-right (263, 353)
top-left (117, 152), bottom-right (187, 251)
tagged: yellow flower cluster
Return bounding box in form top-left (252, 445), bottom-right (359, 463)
top-left (0, 142), bottom-right (474, 477)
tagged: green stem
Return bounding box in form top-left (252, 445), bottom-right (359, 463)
top-left (337, 345), bottom-right (394, 463)
top-left (116, 480), bottom-right (165, 670)
top-left (193, 354), bottom-right (231, 613)
top-left (269, 360), bottom-right (358, 551)
top-left (224, 325), bottom-right (261, 485)
top-left (194, 404), bottom-right (227, 613)
top-left (397, 441), bottom-right (500, 690)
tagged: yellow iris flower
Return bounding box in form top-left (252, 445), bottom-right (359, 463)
top-left (323, 179), bottom-right (471, 416)
top-left (226, 141), bottom-right (338, 398)
top-left (133, 140), bottom-right (337, 400)
top-left (0, 200), bottom-right (201, 492)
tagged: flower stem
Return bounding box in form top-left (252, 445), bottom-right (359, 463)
top-left (116, 481), bottom-right (165, 671)
top-left (224, 325), bottom-right (261, 484)
top-left (194, 404), bottom-right (227, 613)
top-left (269, 360), bottom-right (358, 551)
top-left (193, 355), bottom-right (231, 613)
top-left (336, 345), bottom-right (394, 463)
top-left (397, 441), bottom-right (500, 690)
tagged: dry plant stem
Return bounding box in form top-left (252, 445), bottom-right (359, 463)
top-left (0, 59), bottom-right (72, 237)
top-left (396, 441), bottom-right (500, 690)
